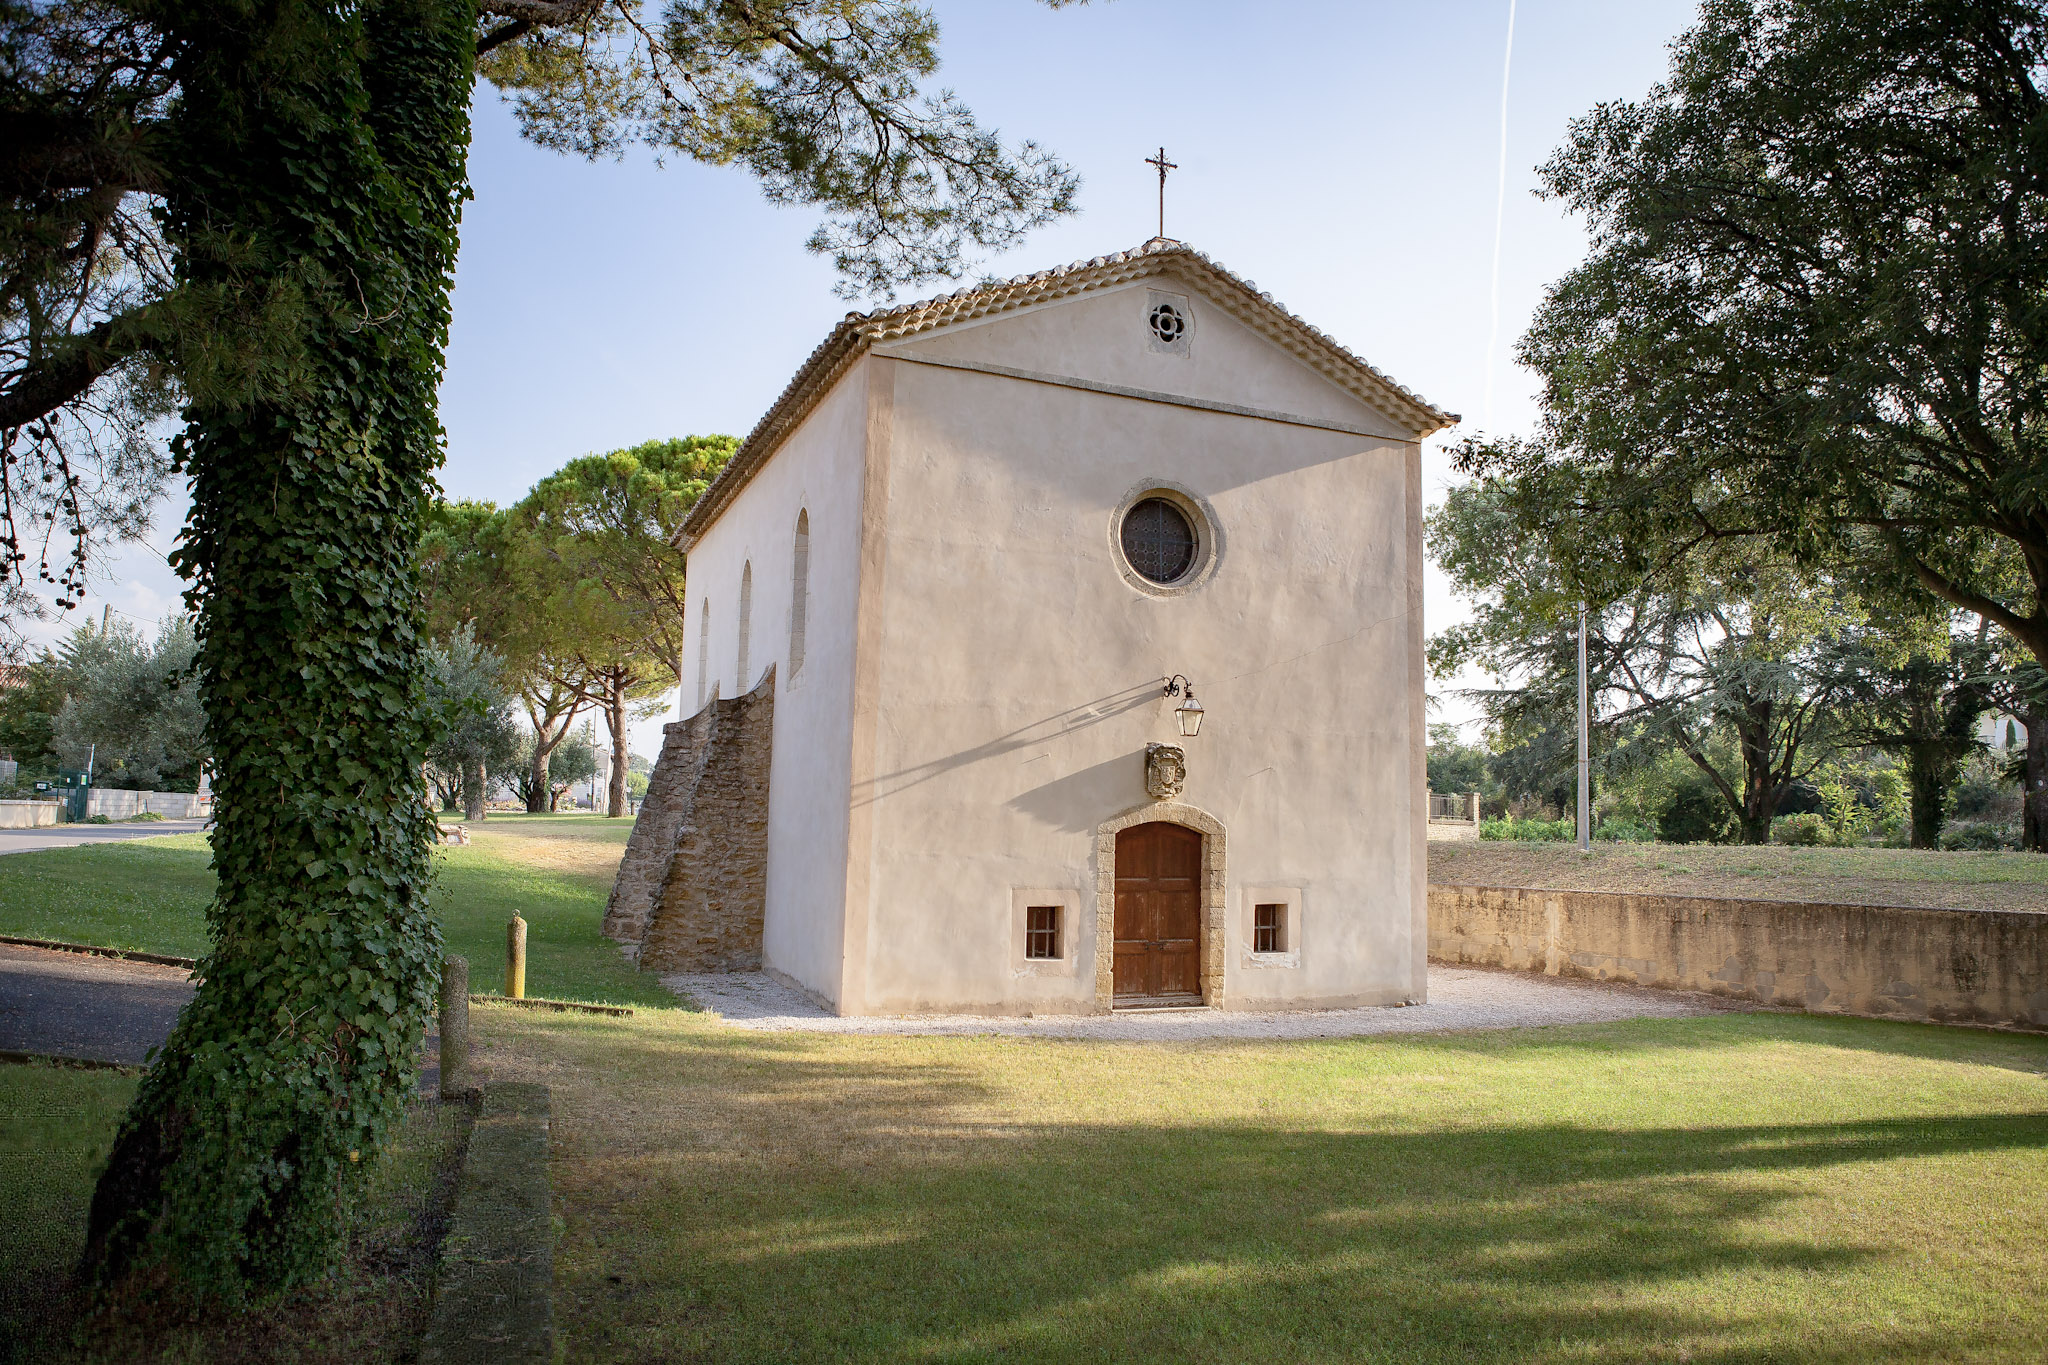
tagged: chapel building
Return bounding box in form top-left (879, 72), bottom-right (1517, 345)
top-left (603, 240), bottom-right (1457, 1015)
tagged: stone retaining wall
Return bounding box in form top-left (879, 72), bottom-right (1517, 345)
top-left (0, 800), bottom-right (58, 829)
top-left (1429, 884), bottom-right (2048, 1030)
top-left (605, 668), bottom-right (774, 973)
top-left (83, 789), bottom-right (211, 820)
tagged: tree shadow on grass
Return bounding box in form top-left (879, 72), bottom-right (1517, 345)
top-left (1401, 1009), bottom-right (2048, 1078)
top-left (527, 1021), bottom-right (2048, 1365)
top-left (563, 1108), bottom-right (2048, 1364)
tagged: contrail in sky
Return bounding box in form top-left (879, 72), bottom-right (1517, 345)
top-left (1482, 0), bottom-right (1518, 434)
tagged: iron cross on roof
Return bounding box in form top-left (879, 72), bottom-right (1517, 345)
top-left (1145, 146), bottom-right (1178, 241)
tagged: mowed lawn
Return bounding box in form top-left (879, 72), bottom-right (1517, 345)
top-left (0, 812), bottom-right (674, 1008)
top-left (1, 1062), bottom-right (469, 1365)
top-left (475, 1005), bottom-right (2048, 1365)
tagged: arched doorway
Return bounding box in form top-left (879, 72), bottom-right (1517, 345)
top-left (1113, 822), bottom-right (1204, 1005)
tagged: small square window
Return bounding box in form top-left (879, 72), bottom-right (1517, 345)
top-left (1025, 905), bottom-right (1062, 960)
top-left (1253, 903), bottom-right (1286, 954)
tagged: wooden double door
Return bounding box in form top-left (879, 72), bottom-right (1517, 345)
top-left (1113, 822), bottom-right (1204, 1004)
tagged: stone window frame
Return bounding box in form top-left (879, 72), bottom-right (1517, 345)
top-left (1010, 888), bottom-right (1084, 979)
top-left (1240, 886), bottom-right (1302, 970)
top-left (1109, 479), bottom-right (1223, 600)
top-left (1092, 801), bottom-right (1227, 1011)
top-left (1145, 287), bottom-right (1194, 357)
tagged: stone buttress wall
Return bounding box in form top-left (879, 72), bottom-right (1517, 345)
top-left (602, 696), bottom-right (720, 945)
top-left (1429, 884), bottom-right (2048, 1030)
top-left (607, 668), bottom-right (775, 973)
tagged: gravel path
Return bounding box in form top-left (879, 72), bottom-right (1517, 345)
top-left (662, 965), bottom-right (1734, 1040)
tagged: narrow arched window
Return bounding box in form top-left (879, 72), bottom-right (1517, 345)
top-left (696, 599), bottom-right (710, 709)
top-left (789, 510), bottom-right (810, 683)
top-left (736, 561), bottom-right (753, 692)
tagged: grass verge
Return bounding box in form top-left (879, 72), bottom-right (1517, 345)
top-left (1432, 839), bottom-right (2048, 911)
top-left (474, 1005), bottom-right (2048, 1364)
top-left (1, 1061), bottom-right (473, 1365)
top-left (0, 813), bottom-right (671, 1008)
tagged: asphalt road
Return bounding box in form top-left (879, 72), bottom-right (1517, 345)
top-left (0, 943), bottom-right (443, 1090)
top-left (0, 943), bottom-right (194, 1064)
top-left (0, 817), bottom-right (211, 856)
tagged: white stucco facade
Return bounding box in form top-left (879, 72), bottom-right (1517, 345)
top-left (673, 242), bottom-right (1455, 1015)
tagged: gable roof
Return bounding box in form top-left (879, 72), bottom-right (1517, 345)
top-left (680, 239), bottom-right (1459, 544)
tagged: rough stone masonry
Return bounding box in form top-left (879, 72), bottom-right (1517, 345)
top-left (603, 668), bottom-right (773, 972)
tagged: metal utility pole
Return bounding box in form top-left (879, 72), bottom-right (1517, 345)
top-left (1577, 603), bottom-right (1590, 853)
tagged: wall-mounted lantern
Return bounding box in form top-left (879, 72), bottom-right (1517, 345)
top-left (1163, 675), bottom-right (1204, 738)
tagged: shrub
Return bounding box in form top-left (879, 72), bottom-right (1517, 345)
top-left (1659, 777), bottom-right (1733, 844)
top-left (1773, 813), bottom-right (1824, 846)
top-left (1952, 753), bottom-right (2021, 823)
top-left (1480, 817), bottom-right (1575, 841)
top-left (128, 810), bottom-right (166, 822)
top-left (1595, 819), bottom-right (1658, 843)
top-left (1939, 821), bottom-right (2020, 852)
top-left (82, 814), bottom-right (111, 824)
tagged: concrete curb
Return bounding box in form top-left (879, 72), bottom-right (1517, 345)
top-left (0, 935), bottom-right (198, 970)
top-left (419, 1082), bottom-right (554, 1364)
top-left (0, 1048), bottom-right (145, 1073)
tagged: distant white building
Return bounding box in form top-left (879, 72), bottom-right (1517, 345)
top-left (1981, 711), bottom-right (2029, 753)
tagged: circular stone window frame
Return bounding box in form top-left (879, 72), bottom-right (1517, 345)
top-left (1109, 480), bottom-right (1223, 598)
top-left (1148, 301), bottom-right (1187, 346)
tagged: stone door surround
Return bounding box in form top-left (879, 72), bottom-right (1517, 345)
top-left (1093, 801), bottom-right (1226, 1011)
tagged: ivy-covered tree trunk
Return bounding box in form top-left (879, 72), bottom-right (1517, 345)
top-left (84, 0), bottom-right (475, 1294)
top-left (1732, 708), bottom-right (1784, 846)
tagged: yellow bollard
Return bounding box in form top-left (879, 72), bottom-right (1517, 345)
top-left (506, 913), bottom-right (527, 999)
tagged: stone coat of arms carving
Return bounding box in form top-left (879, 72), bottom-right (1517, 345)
top-left (1145, 743), bottom-right (1186, 801)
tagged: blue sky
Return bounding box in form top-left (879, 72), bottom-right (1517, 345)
top-left (55, 0), bottom-right (1701, 758)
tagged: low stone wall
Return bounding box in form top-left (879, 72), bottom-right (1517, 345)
top-left (0, 800), bottom-right (59, 829)
top-left (1425, 792), bottom-right (1481, 842)
top-left (83, 788), bottom-right (211, 820)
top-left (1429, 884), bottom-right (2048, 1030)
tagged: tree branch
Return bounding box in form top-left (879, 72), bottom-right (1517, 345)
top-left (1891, 535), bottom-right (2044, 650)
top-left (0, 315), bottom-right (145, 433)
